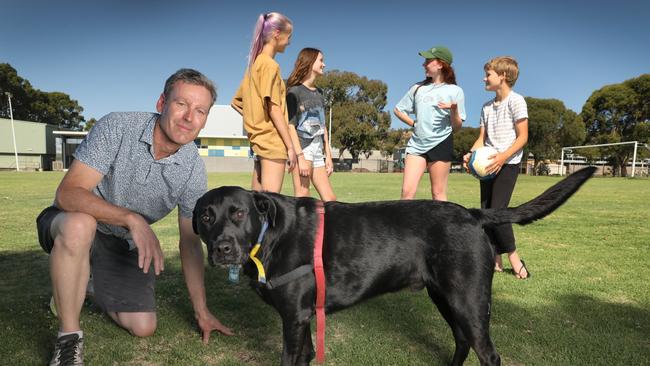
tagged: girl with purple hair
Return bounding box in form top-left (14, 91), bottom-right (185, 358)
top-left (232, 12), bottom-right (296, 193)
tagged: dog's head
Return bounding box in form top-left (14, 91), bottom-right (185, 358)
top-left (192, 186), bottom-right (277, 267)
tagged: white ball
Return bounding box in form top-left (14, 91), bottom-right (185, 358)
top-left (469, 146), bottom-right (499, 180)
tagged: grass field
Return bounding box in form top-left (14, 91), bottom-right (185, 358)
top-left (0, 171), bottom-right (648, 365)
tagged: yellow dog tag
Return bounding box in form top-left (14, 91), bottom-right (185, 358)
top-left (249, 243), bottom-right (267, 284)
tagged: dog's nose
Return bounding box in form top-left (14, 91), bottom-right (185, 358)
top-left (216, 243), bottom-right (232, 255)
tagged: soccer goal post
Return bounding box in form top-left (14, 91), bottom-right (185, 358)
top-left (559, 141), bottom-right (641, 177)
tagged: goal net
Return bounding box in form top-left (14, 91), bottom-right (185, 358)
top-left (559, 141), bottom-right (649, 177)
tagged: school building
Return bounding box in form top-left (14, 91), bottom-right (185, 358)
top-left (0, 118), bottom-right (57, 171)
top-left (2, 107), bottom-right (404, 173)
top-left (0, 105), bottom-right (254, 172)
top-left (195, 105), bottom-right (253, 172)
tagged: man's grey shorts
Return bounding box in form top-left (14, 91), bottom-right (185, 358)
top-left (36, 206), bottom-right (156, 313)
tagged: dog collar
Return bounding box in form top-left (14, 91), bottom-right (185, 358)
top-left (249, 220), bottom-right (269, 284)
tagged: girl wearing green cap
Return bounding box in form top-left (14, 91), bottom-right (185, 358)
top-left (394, 46), bottom-right (465, 201)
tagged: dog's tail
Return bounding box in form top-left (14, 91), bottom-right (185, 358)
top-left (470, 167), bottom-right (596, 227)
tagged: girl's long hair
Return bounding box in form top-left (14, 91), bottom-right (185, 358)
top-left (286, 48), bottom-right (321, 88)
top-left (248, 12), bottom-right (292, 71)
top-left (439, 60), bottom-right (457, 85)
top-left (419, 59), bottom-right (457, 86)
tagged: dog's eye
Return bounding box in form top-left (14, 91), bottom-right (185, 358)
top-left (201, 214), bottom-right (211, 223)
top-left (235, 210), bottom-right (245, 220)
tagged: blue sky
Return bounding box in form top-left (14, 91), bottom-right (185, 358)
top-left (2, 0), bottom-right (648, 128)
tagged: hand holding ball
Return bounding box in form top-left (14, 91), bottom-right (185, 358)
top-left (468, 147), bottom-right (499, 180)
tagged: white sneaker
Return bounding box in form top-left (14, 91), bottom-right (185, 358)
top-left (49, 333), bottom-right (84, 366)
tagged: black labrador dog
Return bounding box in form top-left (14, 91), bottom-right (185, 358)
top-left (193, 167), bottom-right (595, 366)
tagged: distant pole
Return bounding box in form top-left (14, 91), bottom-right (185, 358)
top-left (5, 92), bottom-right (19, 172)
top-left (631, 141), bottom-right (638, 178)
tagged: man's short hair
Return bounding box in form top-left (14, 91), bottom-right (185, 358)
top-left (484, 56), bottom-right (520, 87)
top-left (164, 68), bottom-right (217, 105)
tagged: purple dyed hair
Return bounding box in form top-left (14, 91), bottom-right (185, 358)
top-left (248, 12), bottom-right (292, 71)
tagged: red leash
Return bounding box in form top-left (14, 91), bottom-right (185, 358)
top-left (313, 201), bottom-right (326, 363)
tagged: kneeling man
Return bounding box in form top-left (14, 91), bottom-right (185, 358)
top-left (36, 69), bottom-right (233, 366)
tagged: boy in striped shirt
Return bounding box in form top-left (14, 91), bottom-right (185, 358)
top-left (463, 56), bottom-right (530, 279)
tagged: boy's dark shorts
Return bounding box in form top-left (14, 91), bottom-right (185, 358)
top-left (36, 206), bottom-right (156, 313)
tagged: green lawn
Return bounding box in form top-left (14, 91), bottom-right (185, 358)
top-left (0, 171), bottom-right (648, 365)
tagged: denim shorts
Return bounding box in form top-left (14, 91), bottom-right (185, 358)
top-left (302, 137), bottom-right (325, 168)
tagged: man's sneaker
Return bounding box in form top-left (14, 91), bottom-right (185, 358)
top-left (49, 333), bottom-right (84, 366)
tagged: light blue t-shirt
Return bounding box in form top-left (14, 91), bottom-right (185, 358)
top-left (395, 82), bottom-right (466, 155)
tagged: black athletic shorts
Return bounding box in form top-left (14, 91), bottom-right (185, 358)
top-left (36, 206), bottom-right (156, 312)
top-left (420, 133), bottom-right (454, 162)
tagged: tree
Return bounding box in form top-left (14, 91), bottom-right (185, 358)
top-left (632, 121), bottom-right (650, 161)
top-left (453, 126), bottom-right (480, 162)
top-left (0, 63), bottom-right (86, 130)
top-left (581, 74), bottom-right (650, 176)
top-left (84, 118), bottom-right (98, 131)
top-left (0, 63), bottom-right (36, 121)
top-left (315, 70), bottom-right (391, 160)
top-left (626, 74), bottom-right (650, 121)
top-left (627, 75), bottom-right (650, 163)
top-left (377, 128), bottom-right (410, 158)
top-left (558, 114), bottom-right (587, 149)
top-left (526, 97), bottom-right (585, 174)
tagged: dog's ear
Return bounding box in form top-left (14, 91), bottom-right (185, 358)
top-left (253, 192), bottom-right (277, 227)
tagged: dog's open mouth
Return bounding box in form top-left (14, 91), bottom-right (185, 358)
top-left (209, 253), bottom-right (240, 267)
top-left (209, 247), bottom-right (247, 267)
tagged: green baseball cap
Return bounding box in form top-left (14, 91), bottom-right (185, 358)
top-left (418, 46), bottom-right (453, 65)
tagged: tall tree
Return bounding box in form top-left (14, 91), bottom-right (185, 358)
top-left (84, 118), bottom-right (98, 131)
top-left (632, 121), bottom-right (650, 161)
top-left (0, 63), bottom-right (86, 130)
top-left (377, 128), bottom-right (410, 158)
top-left (43, 92), bottom-right (85, 130)
top-left (316, 70), bottom-right (391, 160)
top-left (526, 97), bottom-right (585, 174)
top-left (453, 126), bottom-right (480, 162)
top-left (626, 74), bottom-right (650, 121)
top-left (627, 75), bottom-right (650, 162)
top-left (0, 63), bottom-right (36, 121)
top-left (581, 74), bottom-right (649, 176)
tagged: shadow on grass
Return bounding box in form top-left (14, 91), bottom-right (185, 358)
top-left (352, 287), bottom-right (650, 365)
top-left (157, 257), bottom-right (284, 363)
top-left (326, 291), bottom-right (454, 365)
top-left (2, 249), bottom-right (648, 365)
top-left (490, 292), bottom-right (650, 365)
top-left (0, 249), bottom-right (53, 363)
top-left (0, 250), bottom-right (283, 365)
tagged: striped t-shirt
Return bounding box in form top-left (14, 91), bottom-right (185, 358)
top-left (479, 91), bottom-right (528, 164)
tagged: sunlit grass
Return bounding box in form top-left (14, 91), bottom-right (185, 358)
top-left (0, 171), bottom-right (648, 365)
